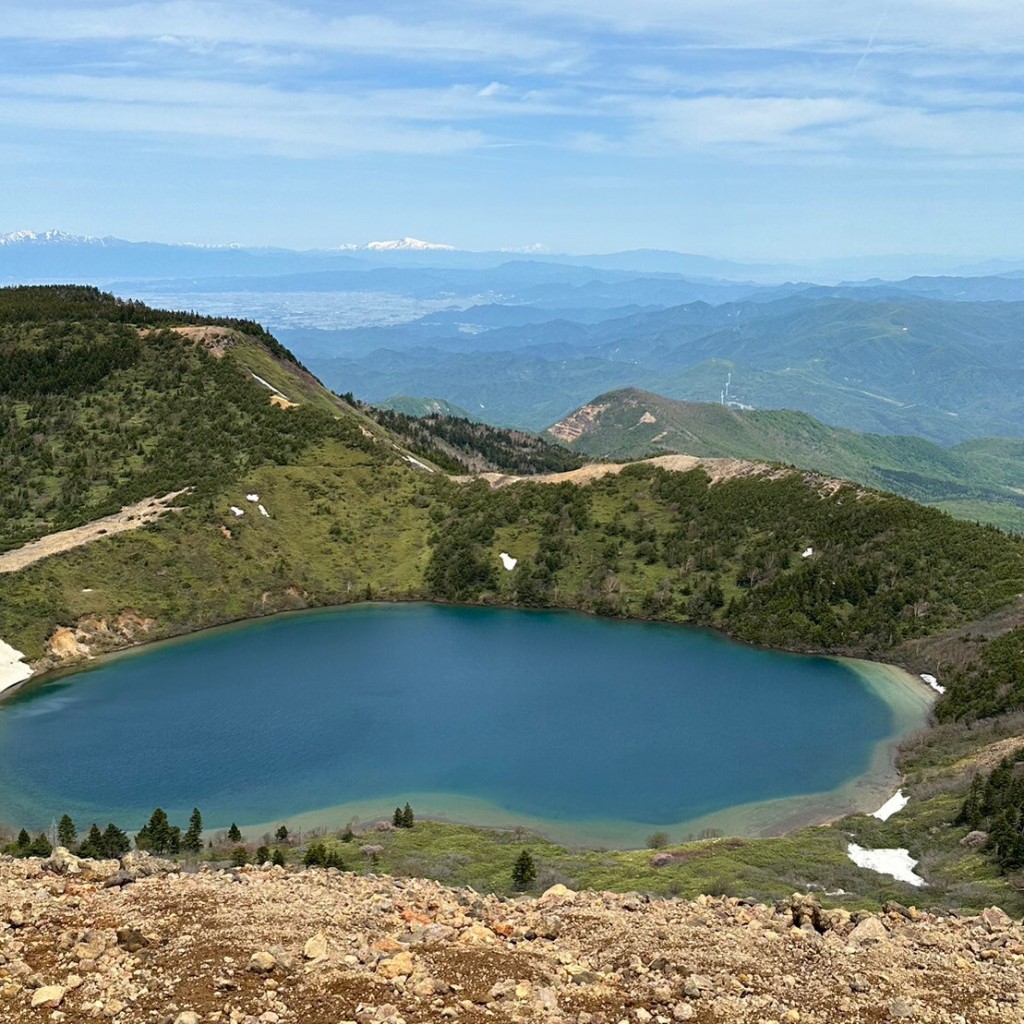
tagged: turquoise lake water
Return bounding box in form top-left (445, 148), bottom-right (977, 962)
top-left (0, 604), bottom-right (930, 845)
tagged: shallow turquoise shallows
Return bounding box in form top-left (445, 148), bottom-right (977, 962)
top-left (0, 604), bottom-right (926, 845)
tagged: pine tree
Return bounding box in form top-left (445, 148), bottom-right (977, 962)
top-left (511, 849), bottom-right (537, 889)
top-left (271, 848), bottom-right (286, 867)
top-left (16, 828), bottom-right (30, 849)
top-left (102, 823), bottom-right (130, 857)
top-left (230, 845), bottom-right (248, 867)
top-left (401, 803), bottom-right (414, 829)
top-left (255, 845), bottom-right (270, 864)
top-left (275, 825), bottom-right (289, 843)
top-left (57, 814), bottom-right (77, 850)
top-left (392, 807), bottom-right (404, 827)
top-left (29, 833), bottom-right (52, 857)
top-left (182, 808), bottom-right (203, 853)
top-left (227, 822), bottom-right (242, 843)
top-left (136, 808), bottom-right (175, 853)
top-left (79, 824), bottom-right (104, 858)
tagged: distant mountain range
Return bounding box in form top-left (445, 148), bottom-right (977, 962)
top-left (547, 388), bottom-right (1024, 532)
top-left (295, 292), bottom-right (1024, 443)
top-left (5, 227), bottom-right (1024, 283)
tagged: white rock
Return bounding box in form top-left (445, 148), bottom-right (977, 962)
top-left (499, 552), bottom-right (518, 570)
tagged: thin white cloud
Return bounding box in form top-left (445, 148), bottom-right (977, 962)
top-left (1, 2), bottom-right (577, 68)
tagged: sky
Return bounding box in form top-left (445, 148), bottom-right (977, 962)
top-left (2, 1), bottom-right (1024, 258)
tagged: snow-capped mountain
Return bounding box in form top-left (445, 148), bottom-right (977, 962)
top-left (0, 229), bottom-right (119, 246)
top-left (340, 237), bottom-right (457, 252)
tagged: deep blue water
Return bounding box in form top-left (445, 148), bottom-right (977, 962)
top-left (0, 604), bottom-right (895, 833)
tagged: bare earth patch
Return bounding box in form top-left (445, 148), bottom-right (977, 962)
top-left (462, 454), bottom-right (802, 490)
top-left (0, 490), bottom-right (191, 575)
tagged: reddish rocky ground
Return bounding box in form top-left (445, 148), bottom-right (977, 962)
top-left (2, 850), bottom-right (1023, 1023)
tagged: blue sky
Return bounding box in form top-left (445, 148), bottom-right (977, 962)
top-left (2, 1), bottom-right (1024, 257)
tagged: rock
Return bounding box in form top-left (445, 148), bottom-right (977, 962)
top-left (850, 974), bottom-right (871, 993)
top-left (248, 951), bottom-right (278, 973)
top-left (377, 951), bottom-right (415, 979)
top-left (960, 830), bottom-right (989, 848)
top-left (43, 847), bottom-right (83, 875)
top-left (8, 909), bottom-right (24, 927)
top-left (116, 926), bottom-right (149, 952)
top-left (980, 906), bottom-right (1013, 932)
top-left (672, 1003), bottom-right (695, 1021)
top-left (73, 930), bottom-right (110, 961)
top-left (541, 883), bottom-right (576, 901)
top-left (82, 858), bottom-right (122, 880)
top-left (889, 997), bottom-right (915, 1018)
top-left (790, 892), bottom-right (824, 932)
top-left (30, 985), bottom-right (65, 1008)
top-left (174, 1013), bottom-right (202, 1024)
top-left (303, 930), bottom-right (328, 959)
top-left (683, 974), bottom-right (712, 997)
top-left (849, 916), bottom-right (889, 944)
top-left (121, 850), bottom-right (175, 876)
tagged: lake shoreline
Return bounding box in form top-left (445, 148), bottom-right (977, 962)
top-left (0, 603), bottom-right (938, 849)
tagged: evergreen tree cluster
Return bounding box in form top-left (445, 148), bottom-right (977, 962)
top-left (392, 803), bottom-right (414, 828)
top-left (957, 746), bottom-right (1024, 872)
top-left (303, 842), bottom-right (347, 869)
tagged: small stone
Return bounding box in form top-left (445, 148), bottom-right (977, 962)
top-left (889, 998), bottom-right (914, 1018)
top-left (377, 951), bottom-right (415, 979)
top-left (850, 974), bottom-right (871, 993)
top-left (174, 1013), bottom-right (202, 1024)
top-left (8, 909), bottom-right (24, 927)
top-left (248, 951), bottom-right (277, 974)
top-left (303, 930), bottom-right (328, 960)
top-left (683, 975), bottom-right (711, 998)
top-left (672, 1004), bottom-right (695, 1021)
top-left (31, 985), bottom-right (65, 1008)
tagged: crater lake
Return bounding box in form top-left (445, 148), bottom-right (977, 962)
top-left (0, 604), bottom-right (932, 847)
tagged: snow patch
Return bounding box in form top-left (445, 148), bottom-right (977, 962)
top-left (0, 639), bottom-right (33, 697)
top-left (246, 493), bottom-right (260, 503)
top-left (229, 506), bottom-right (245, 517)
top-left (847, 844), bottom-right (926, 887)
top-left (258, 504), bottom-right (270, 518)
top-left (801, 547), bottom-right (814, 558)
top-left (403, 455), bottom-right (434, 473)
top-left (499, 552), bottom-right (518, 571)
top-left (920, 673), bottom-right (946, 695)
top-left (872, 790), bottom-right (909, 821)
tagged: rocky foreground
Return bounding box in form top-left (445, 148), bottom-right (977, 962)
top-left (2, 851), bottom-right (1023, 1024)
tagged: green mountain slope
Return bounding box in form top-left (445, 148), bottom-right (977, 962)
top-left (5, 286), bottom-right (1024, 907)
top-left (548, 388), bottom-right (1024, 532)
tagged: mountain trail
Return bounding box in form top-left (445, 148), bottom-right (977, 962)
top-left (0, 490), bottom-right (191, 575)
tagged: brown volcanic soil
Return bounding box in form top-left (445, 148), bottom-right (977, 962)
top-left (2, 853), bottom-right (1023, 1023)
